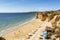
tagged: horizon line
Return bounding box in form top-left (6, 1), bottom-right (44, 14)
top-left (0, 9), bottom-right (60, 13)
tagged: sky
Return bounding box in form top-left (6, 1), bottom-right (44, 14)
top-left (0, 0), bottom-right (60, 12)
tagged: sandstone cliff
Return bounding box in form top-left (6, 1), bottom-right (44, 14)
top-left (36, 10), bottom-right (60, 39)
top-left (36, 10), bottom-right (60, 27)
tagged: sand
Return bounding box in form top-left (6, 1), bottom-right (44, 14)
top-left (1, 19), bottom-right (42, 40)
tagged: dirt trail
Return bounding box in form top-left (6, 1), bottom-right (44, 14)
top-left (27, 21), bottom-right (52, 40)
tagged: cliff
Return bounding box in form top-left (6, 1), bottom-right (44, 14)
top-left (36, 10), bottom-right (60, 39)
top-left (36, 10), bottom-right (60, 27)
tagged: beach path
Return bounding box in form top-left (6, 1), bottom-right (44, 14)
top-left (27, 25), bottom-right (44, 40)
top-left (27, 21), bottom-right (52, 40)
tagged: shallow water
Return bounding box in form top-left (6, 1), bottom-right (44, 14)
top-left (0, 13), bottom-right (36, 31)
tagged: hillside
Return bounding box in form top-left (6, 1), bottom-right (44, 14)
top-left (36, 10), bottom-right (60, 27)
top-left (36, 10), bottom-right (60, 40)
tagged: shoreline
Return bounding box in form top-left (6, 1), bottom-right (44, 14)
top-left (0, 17), bottom-right (36, 36)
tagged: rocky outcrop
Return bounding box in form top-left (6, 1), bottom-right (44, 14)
top-left (36, 10), bottom-right (60, 39)
top-left (36, 9), bottom-right (60, 27)
top-left (36, 10), bottom-right (60, 21)
top-left (36, 12), bottom-right (48, 21)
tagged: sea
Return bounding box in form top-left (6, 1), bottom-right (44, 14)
top-left (0, 13), bottom-right (36, 31)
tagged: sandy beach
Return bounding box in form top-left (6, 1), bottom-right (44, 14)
top-left (1, 19), bottom-right (42, 40)
top-left (0, 10), bottom-right (60, 40)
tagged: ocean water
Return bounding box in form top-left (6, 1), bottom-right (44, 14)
top-left (0, 13), bottom-right (36, 31)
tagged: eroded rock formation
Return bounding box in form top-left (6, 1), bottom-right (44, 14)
top-left (36, 10), bottom-right (60, 27)
top-left (36, 10), bottom-right (60, 20)
top-left (36, 10), bottom-right (60, 39)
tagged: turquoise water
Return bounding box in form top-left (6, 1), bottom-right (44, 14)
top-left (0, 13), bottom-right (36, 31)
